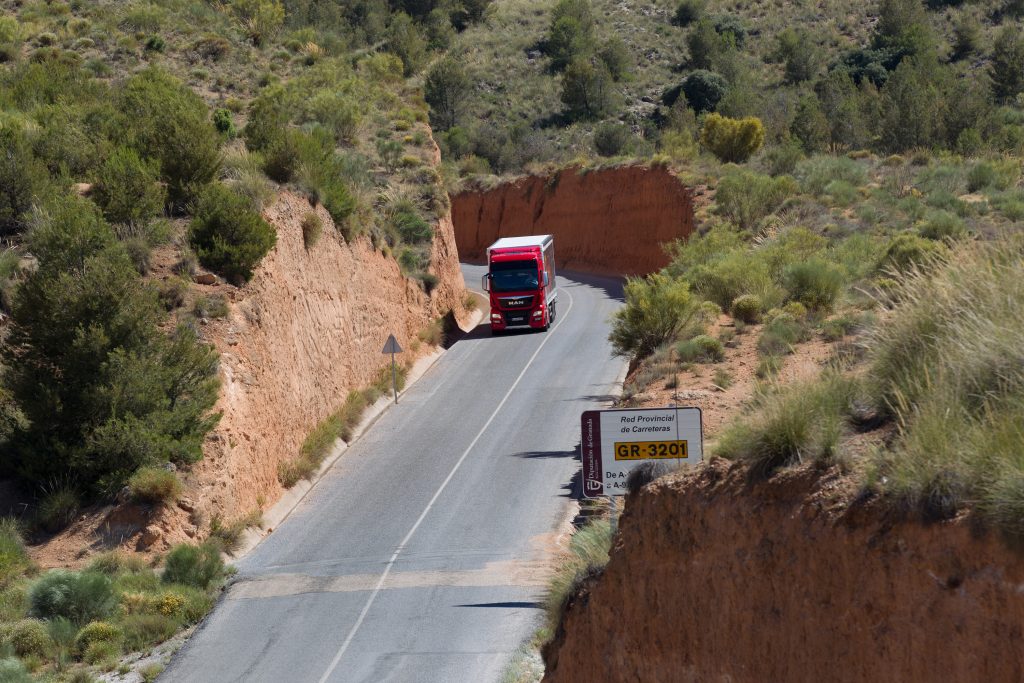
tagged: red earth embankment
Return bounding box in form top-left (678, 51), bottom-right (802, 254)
top-left (543, 459), bottom-right (1024, 683)
top-left (451, 164), bottom-right (696, 275)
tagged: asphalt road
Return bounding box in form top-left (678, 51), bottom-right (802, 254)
top-left (162, 264), bottom-right (626, 683)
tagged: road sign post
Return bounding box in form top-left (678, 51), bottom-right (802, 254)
top-left (381, 334), bottom-right (403, 404)
top-left (581, 406), bottom-right (703, 498)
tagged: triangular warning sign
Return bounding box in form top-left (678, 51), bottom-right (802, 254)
top-left (381, 334), bottom-right (402, 354)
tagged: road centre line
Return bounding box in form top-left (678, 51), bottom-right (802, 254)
top-left (316, 285), bottom-right (576, 683)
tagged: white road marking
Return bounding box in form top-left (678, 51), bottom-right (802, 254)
top-left (316, 285), bottom-right (576, 683)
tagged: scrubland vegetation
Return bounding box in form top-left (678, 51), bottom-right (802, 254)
top-left (0, 519), bottom-right (227, 681)
top-left (0, 0), bottom-right (486, 674)
top-left (434, 0), bottom-right (1024, 175)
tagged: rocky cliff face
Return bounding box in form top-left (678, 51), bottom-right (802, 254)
top-left (543, 459), bottom-right (1024, 683)
top-left (125, 192), bottom-right (467, 549)
top-left (451, 164), bottom-right (695, 275)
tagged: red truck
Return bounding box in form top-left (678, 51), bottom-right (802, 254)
top-left (481, 235), bottom-right (557, 334)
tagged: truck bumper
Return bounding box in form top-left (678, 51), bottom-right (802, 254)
top-left (490, 307), bottom-right (548, 331)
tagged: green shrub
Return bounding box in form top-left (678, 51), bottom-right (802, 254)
top-left (821, 312), bottom-right (861, 341)
top-left (161, 542), bottom-right (224, 589)
top-left (592, 122), bottom-right (632, 157)
top-left (208, 512), bottom-right (261, 553)
top-left (120, 613), bottom-right (178, 652)
top-left (755, 354), bottom-right (782, 378)
top-left (29, 571), bottom-right (116, 624)
top-left (672, 0), bottom-right (704, 26)
top-left (798, 155), bottom-right (867, 197)
top-left (878, 232), bottom-right (946, 273)
top-left (158, 277), bottom-right (189, 311)
top-left (86, 551), bottom-right (148, 576)
top-left (609, 274), bottom-right (703, 358)
top-left (74, 621), bottom-right (123, 656)
top-left (714, 169), bottom-right (796, 230)
top-left (676, 334), bottom-right (724, 363)
top-left (560, 59), bottom-right (615, 121)
top-left (546, 0), bottom-right (596, 70)
top-left (544, 517), bottom-right (612, 632)
top-left (782, 258), bottom-right (844, 312)
top-left (212, 109), bottom-right (236, 138)
top-left (424, 58), bottom-right (470, 131)
top-left (991, 26), bottom-right (1024, 104)
top-left (715, 373), bottom-right (853, 476)
top-left (866, 241), bottom-right (1024, 530)
top-left (0, 519), bottom-right (31, 588)
top-left (189, 183), bottom-right (276, 283)
top-left (966, 160), bottom-right (1019, 193)
top-left (730, 294), bottom-right (761, 323)
top-left (301, 212), bottom-right (322, 248)
top-left (127, 466), bottom-right (181, 504)
top-left (700, 114), bottom-right (765, 163)
top-left (686, 252), bottom-right (782, 312)
top-left (83, 638), bottom-right (119, 665)
top-left (5, 197), bottom-right (222, 492)
top-left (713, 367), bottom-right (733, 389)
top-left (124, 237), bottom-right (152, 275)
top-left (0, 126), bottom-right (50, 236)
top-left (757, 313), bottom-right (809, 356)
top-left (0, 658), bottom-right (30, 683)
top-left (917, 210), bottom-right (966, 241)
top-left (37, 487), bottom-right (80, 533)
top-left (192, 294), bottom-right (229, 319)
top-left (681, 70), bottom-right (726, 113)
top-left (117, 68), bottom-right (221, 209)
top-left (392, 209), bottom-right (432, 244)
top-left (6, 619), bottom-right (51, 657)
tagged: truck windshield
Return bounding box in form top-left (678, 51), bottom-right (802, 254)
top-left (490, 260), bottom-right (539, 292)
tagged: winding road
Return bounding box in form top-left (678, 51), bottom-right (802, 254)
top-left (162, 264), bottom-right (625, 683)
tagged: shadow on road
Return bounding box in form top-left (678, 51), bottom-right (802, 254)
top-left (456, 601), bottom-right (542, 609)
top-left (510, 449), bottom-right (577, 460)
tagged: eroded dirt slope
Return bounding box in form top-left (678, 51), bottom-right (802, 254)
top-left (543, 459), bottom-right (1024, 683)
top-left (452, 164), bottom-right (697, 275)
top-left (32, 191), bottom-right (467, 561)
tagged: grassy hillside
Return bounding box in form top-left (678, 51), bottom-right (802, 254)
top-left (433, 0), bottom-right (1024, 174)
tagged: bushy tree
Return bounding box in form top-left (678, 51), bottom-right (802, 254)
top-left (546, 0), bottom-right (596, 70)
top-left (772, 28), bottom-right (819, 84)
top-left (672, 0), bottom-right (704, 26)
top-left (386, 12), bottom-right (427, 76)
top-left (592, 121), bottom-right (632, 156)
top-left (686, 18), bottom-right (726, 69)
top-left (0, 126), bottom-right (50, 236)
top-left (991, 26), bottom-right (1024, 104)
top-left (610, 274), bottom-right (702, 358)
top-left (872, 0), bottom-right (934, 59)
top-left (700, 113), bottom-right (765, 163)
top-left (816, 70), bottom-right (875, 149)
top-left (117, 68), bottom-right (221, 210)
top-left (950, 15), bottom-right (981, 61)
top-left (790, 94), bottom-right (830, 152)
top-left (681, 69), bottom-right (727, 113)
top-left (425, 58), bottom-right (471, 131)
top-left (4, 198), bottom-right (220, 494)
top-left (189, 183), bottom-right (277, 283)
top-left (560, 59), bottom-right (615, 120)
top-left (597, 37), bottom-right (631, 81)
top-left (878, 56), bottom-right (947, 152)
top-left (92, 147), bottom-right (166, 227)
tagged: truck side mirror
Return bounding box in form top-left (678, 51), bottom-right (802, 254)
top-left (542, 272), bottom-right (549, 287)
top-left (481, 274), bottom-right (490, 292)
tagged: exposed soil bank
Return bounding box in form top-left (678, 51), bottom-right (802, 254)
top-left (451, 164), bottom-right (695, 275)
top-left (543, 459), bottom-right (1024, 683)
top-left (31, 191), bottom-right (467, 562)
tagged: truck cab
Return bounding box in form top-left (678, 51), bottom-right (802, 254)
top-left (482, 235), bottom-right (557, 334)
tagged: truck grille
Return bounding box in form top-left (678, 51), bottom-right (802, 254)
top-left (503, 311), bottom-right (530, 326)
top-left (499, 295), bottom-right (535, 309)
